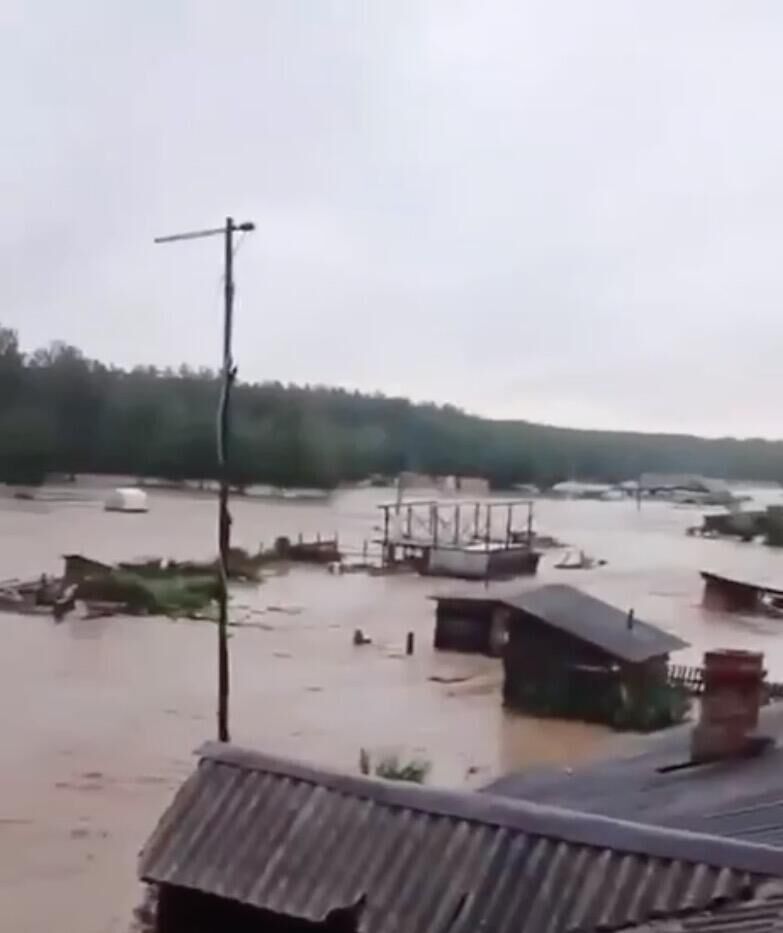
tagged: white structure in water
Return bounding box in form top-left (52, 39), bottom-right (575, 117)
top-left (104, 487), bottom-right (149, 513)
top-left (377, 497), bottom-right (540, 580)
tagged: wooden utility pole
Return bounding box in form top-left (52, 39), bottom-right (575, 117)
top-left (155, 217), bottom-right (255, 742)
top-left (216, 218), bottom-right (235, 742)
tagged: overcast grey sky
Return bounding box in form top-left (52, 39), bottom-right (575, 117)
top-left (2, 2), bottom-right (782, 437)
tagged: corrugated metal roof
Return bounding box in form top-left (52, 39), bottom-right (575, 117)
top-left (485, 705), bottom-right (783, 848)
top-left (139, 743), bottom-right (783, 933)
top-left (503, 584), bottom-right (688, 662)
top-left (627, 882), bottom-right (783, 933)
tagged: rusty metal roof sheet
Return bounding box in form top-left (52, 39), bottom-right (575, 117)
top-left (139, 743), bottom-right (783, 933)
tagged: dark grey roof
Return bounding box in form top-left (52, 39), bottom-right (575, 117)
top-left (485, 705), bottom-right (783, 849)
top-left (502, 584), bottom-right (688, 662)
top-left (628, 883), bottom-right (783, 933)
top-left (701, 570), bottom-right (783, 599)
top-left (139, 742), bottom-right (783, 933)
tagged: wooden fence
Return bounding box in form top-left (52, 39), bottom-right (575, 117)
top-left (667, 663), bottom-right (783, 700)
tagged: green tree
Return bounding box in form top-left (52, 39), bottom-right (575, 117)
top-left (0, 406), bottom-right (57, 486)
top-left (3, 320), bottom-right (783, 490)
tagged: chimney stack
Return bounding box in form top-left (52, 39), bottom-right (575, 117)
top-left (691, 649), bottom-right (765, 762)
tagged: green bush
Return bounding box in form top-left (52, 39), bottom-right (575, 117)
top-left (359, 749), bottom-right (431, 784)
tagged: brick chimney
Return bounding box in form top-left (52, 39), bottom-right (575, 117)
top-left (691, 649), bottom-right (766, 762)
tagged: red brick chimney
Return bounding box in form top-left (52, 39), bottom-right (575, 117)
top-left (691, 649), bottom-right (766, 762)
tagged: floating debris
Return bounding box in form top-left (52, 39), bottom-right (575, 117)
top-left (554, 549), bottom-right (607, 570)
top-left (1, 534), bottom-right (343, 623)
top-left (273, 535), bottom-right (341, 564)
top-left (1, 556), bottom-right (218, 621)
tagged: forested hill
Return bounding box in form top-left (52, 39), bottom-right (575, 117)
top-left (1, 324), bottom-right (782, 489)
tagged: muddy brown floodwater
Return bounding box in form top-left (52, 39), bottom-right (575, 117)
top-left (3, 484), bottom-right (783, 932)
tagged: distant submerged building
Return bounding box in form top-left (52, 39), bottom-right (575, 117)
top-left (639, 473), bottom-right (735, 505)
top-left (548, 480), bottom-right (624, 500)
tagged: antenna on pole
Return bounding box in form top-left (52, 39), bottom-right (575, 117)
top-left (154, 216), bottom-right (255, 743)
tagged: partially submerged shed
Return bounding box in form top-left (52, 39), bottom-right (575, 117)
top-left (502, 585), bottom-right (688, 728)
top-left (139, 741), bottom-right (783, 933)
top-left (63, 553), bottom-right (113, 585)
top-left (433, 593), bottom-right (507, 654)
top-left (701, 571), bottom-right (783, 614)
top-left (434, 584), bottom-right (688, 729)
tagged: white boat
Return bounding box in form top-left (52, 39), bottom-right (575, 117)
top-left (104, 487), bottom-right (149, 513)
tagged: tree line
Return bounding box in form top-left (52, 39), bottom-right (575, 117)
top-left (2, 323), bottom-right (783, 490)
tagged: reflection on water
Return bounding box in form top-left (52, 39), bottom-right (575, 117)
top-left (3, 484), bottom-right (783, 932)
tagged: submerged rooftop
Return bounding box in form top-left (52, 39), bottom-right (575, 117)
top-left (437, 584), bottom-right (688, 662)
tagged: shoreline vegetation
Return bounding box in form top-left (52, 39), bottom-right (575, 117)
top-left (3, 324), bottom-right (783, 491)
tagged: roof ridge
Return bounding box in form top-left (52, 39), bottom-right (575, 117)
top-left (197, 742), bottom-right (783, 877)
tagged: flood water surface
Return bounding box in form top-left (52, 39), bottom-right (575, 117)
top-left (3, 485), bottom-right (783, 932)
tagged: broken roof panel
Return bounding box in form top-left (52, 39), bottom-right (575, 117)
top-left (140, 742), bottom-right (783, 933)
top-left (502, 584), bottom-right (688, 663)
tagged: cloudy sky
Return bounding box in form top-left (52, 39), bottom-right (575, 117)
top-left (2, 2), bottom-right (782, 437)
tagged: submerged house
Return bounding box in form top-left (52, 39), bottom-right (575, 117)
top-left (138, 741), bottom-right (783, 933)
top-left (700, 571), bottom-right (783, 614)
top-left (547, 480), bottom-right (619, 500)
top-left (487, 650), bottom-right (778, 842)
top-left (434, 584), bottom-right (688, 729)
top-left (639, 473), bottom-right (735, 505)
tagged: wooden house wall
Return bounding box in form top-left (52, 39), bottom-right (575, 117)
top-left (503, 609), bottom-right (628, 720)
top-left (433, 599), bottom-right (497, 654)
top-left (504, 608), bottom-right (613, 668)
